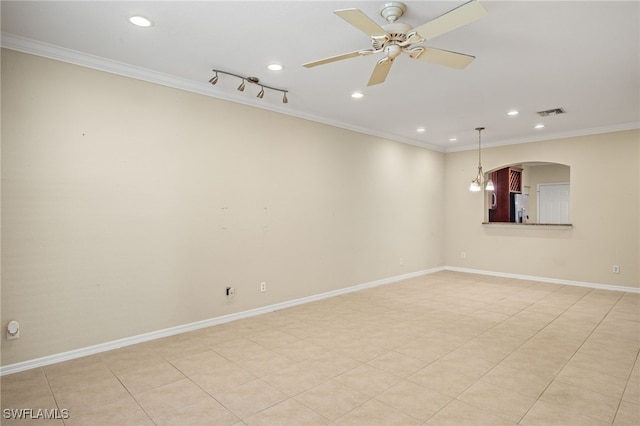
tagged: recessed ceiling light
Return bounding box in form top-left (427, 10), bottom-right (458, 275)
top-left (534, 123), bottom-right (545, 129)
top-left (449, 137), bottom-right (457, 142)
top-left (267, 63), bottom-right (283, 71)
top-left (129, 16), bottom-right (153, 27)
top-left (351, 92), bottom-right (364, 99)
top-left (416, 127), bottom-right (426, 133)
top-left (507, 110), bottom-right (519, 116)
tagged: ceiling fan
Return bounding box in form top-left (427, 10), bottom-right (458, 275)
top-left (303, 0), bottom-right (487, 86)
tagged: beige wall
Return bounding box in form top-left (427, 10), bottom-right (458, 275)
top-left (445, 130), bottom-right (639, 288)
top-left (2, 49), bottom-right (638, 368)
top-left (1, 50), bottom-right (444, 365)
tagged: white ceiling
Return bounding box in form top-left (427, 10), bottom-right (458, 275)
top-left (2, 1), bottom-right (639, 152)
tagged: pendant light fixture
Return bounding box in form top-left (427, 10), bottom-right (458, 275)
top-left (469, 127), bottom-right (494, 192)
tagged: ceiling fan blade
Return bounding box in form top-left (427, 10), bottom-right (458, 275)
top-left (414, 47), bottom-right (475, 69)
top-left (335, 8), bottom-right (388, 37)
top-left (367, 59), bottom-right (393, 86)
top-left (411, 0), bottom-right (487, 41)
top-left (303, 50), bottom-right (364, 68)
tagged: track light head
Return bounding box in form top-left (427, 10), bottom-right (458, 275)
top-left (257, 87), bottom-right (265, 99)
top-left (237, 79), bottom-right (246, 92)
top-left (208, 72), bottom-right (218, 85)
top-left (282, 92), bottom-right (288, 104)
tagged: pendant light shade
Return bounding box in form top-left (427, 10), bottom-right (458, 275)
top-left (485, 179), bottom-right (495, 191)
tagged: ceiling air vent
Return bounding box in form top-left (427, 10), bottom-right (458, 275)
top-left (537, 107), bottom-right (566, 117)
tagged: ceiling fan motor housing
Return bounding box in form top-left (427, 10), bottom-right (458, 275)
top-left (379, 2), bottom-right (407, 22)
top-left (373, 22), bottom-right (412, 50)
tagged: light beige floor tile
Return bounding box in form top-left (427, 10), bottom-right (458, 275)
top-left (565, 351), bottom-right (635, 379)
top-left (456, 379), bottom-right (536, 422)
top-left (425, 399), bottom-right (514, 426)
top-left (247, 330), bottom-right (300, 349)
top-left (261, 358), bottom-right (336, 397)
top-left (213, 378), bottom-right (288, 419)
top-left (1, 369), bottom-right (53, 408)
top-left (190, 363), bottom-right (257, 395)
top-left (133, 378), bottom-right (212, 422)
top-left (295, 379), bottom-right (370, 420)
top-left (366, 351), bottom-right (428, 378)
top-left (480, 363), bottom-right (554, 399)
top-left (115, 361), bottom-right (185, 395)
top-left (150, 336), bottom-right (211, 361)
top-left (332, 399), bottom-right (421, 426)
top-left (45, 363), bottom-right (117, 394)
top-left (232, 350), bottom-right (295, 377)
top-left (212, 338), bottom-right (270, 361)
top-left (42, 355), bottom-right (106, 379)
top-left (499, 349), bottom-right (567, 378)
top-left (520, 399), bottom-right (608, 426)
top-left (5, 272), bottom-right (638, 426)
top-left (539, 380), bottom-right (619, 424)
top-left (613, 400), bottom-right (640, 426)
top-left (394, 331), bottom-right (466, 363)
top-left (437, 350), bottom-right (498, 377)
top-left (622, 375), bottom-right (639, 405)
top-left (334, 339), bottom-right (392, 362)
top-left (306, 331), bottom-right (360, 349)
top-left (334, 364), bottom-right (402, 397)
top-left (54, 375), bottom-right (131, 415)
top-left (375, 380), bottom-right (453, 422)
top-left (170, 349), bottom-right (232, 376)
top-left (271, 339), bottom-right (327, 362)
top-left (408, 364), bottom-right (480, 398)
top-left (307, 351), bottom-right (362, 378)
top-left (100, 345), bottom-right (166, 373)
top-left (244, 398), bottom-right (329, 426)
top-left (578, 339), bottom-right (639, 364)
top-left (555, 362), bottom-right (627, 399)
top-left (64, 395), bottom-right (153, 426)
top-left (277, 322), bottom-right (329, 340)
top-left (156, 397), bottom-right (239, 426)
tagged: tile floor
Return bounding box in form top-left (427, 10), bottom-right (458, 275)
top-left (1, 271), bottom-right (639, 425)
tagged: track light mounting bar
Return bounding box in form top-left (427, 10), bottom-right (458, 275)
top-left (209, 69), bottom-right (289, 103)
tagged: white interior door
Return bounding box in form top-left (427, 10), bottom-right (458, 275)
top-left (538, 183), bottom-right (570, 223)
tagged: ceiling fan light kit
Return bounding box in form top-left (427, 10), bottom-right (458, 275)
top-left (208, 69), bottom-right (289, 103)
top-left (303, 0), bottom-right (487, 86)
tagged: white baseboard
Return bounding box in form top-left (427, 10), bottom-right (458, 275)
top-left (444, 266), bottom-right (640, 294)
top-left (0, 267), bottom-right (443, 376)
top-left (3, 265), bottom-right (636, 376)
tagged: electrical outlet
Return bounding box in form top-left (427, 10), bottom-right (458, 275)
top-left (7, 320), bottom-right (19, 340)
top-left (612, 265), bottom-right (620, 274)
top-left (399, 257), bottom-right (404, 265)
top-left (260, 282), bottom-right (267, 292)
top-left (461, 252), bottom-right (466, 259)
top-left (226, 287), bottom-right (235, 296)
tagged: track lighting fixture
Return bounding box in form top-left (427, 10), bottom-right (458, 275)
top-left (469, 127), bottom-right (494, 192)
top-left (209, 69), bottom-right (289, 103)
